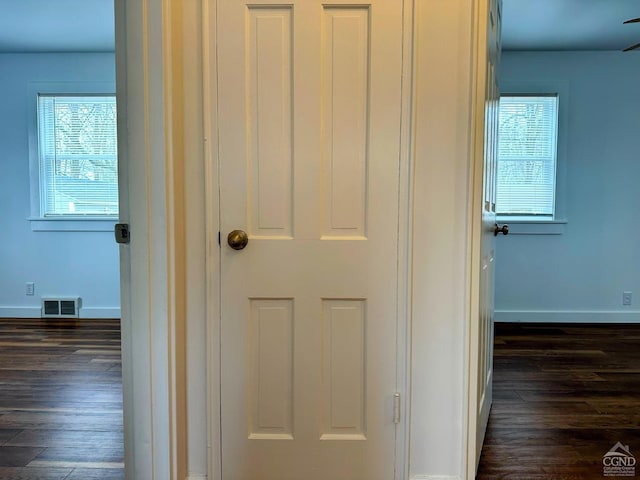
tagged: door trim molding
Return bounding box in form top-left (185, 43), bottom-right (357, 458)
top-left (464, 0), bottom-right (492, 478)
top-left (202, 0), bottom-right (222, 478)
top-left (397, 0), bottom-right (416, 478)
top-left (117, 0), bottom-right (191, 477)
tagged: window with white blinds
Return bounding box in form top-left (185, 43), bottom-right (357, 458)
top-left (37, 95), bottom-right (118, 217)
top-left (496, 95), bottom-right (559, 217)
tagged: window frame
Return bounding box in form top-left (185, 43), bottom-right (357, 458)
top-left (28, 81), bottom-right (117, 232)
top-left (497, 80), bottom-right (569, 235)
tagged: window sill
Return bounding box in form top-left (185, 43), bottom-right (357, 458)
top-left (496, 218), bottom-right (567, 235)
top-left (29, 217), bottom-right (117, 232)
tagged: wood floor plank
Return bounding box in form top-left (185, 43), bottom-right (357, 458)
top-left (27, 460), bottom-right (124, 469)
top-left (477, 323), bottom-right (640, 480)
top-left (489, 400), bottom-right (599, 415)
top-left (0, 318), bottom-right (123, 478)
top-left (0, 447), bottom-right (43, 467)
top-left (0, 430), bottom-right (22, 447)
top-left (5, 429), bottom-right (123, 448)
top-left (65, 468), bottom-right (124, 479)
top-left (0, 467), bottom-right (73, 480)
top-left (33, 446), bottom-right (123, 463)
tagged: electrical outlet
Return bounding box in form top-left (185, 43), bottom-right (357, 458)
top-left (25, 282), bottom-right (35, 296)
top-left (623, 291), bottom-right (632, 306)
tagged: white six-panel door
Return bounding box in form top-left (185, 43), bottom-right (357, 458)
top-left (216, 1), bottom-right (404, 478)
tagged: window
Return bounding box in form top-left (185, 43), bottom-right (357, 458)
top-left (496, 95), bottom-right (559, 217)
top-left (37, 94), bottom-right (118, 217)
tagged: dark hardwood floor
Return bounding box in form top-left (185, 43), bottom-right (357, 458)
top-left (0, 318), bottom-right (123, 480)
top-left (5, 319), bottom-right (637, 479)
top-left (477, 323), bottom-right (640, 480)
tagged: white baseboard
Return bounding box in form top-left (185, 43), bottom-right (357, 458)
top-left (0, 307), bottom-right (41, 318)
top-left (79, 307), bottom-right (121, 319)
top-left (189, 472), bottom-right (457, 480)
top-left (410, 475), bottom-right (461, 480)
top-left (495, 310), bottom-right (640, 323)
top-left (0, 306), bottom-right (120, 319)
top-left (191, 473), bottom-right (456, 480)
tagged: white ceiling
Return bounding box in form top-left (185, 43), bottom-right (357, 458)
top-left (502, 0), bottom-right (640, 51)
top-left (0, 0), bottom-right (638, 53)
top-left (0, 0), bottom-right (114, 53)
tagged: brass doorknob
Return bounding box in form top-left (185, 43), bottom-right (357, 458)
top-left (227, 230), bottom-right (249, 250)
top-left (494, 224), bottom-right (509, 236)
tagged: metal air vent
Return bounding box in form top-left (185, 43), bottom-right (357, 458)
top-left (41, 298), bottom-right (81, 318)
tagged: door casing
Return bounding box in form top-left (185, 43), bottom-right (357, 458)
top-left (465, 0), bottom-right (501, 477)
top-left (116, 0), bottom-right (198, 477)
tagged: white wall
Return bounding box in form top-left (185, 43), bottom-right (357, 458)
top-left (0, 53), bottom-right (120, 318)
top-left (409, 0), bottom-right (475, 478)
top-left (495, 52), bottom-right (640, 323)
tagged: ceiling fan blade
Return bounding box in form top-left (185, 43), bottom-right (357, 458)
top-left (623, 42), bottom-right (640, 52)
top-left (624, 18), bottom-right (640, 24)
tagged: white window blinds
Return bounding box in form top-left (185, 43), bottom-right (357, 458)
top-left (37, 95), bottom-right (118, 217)
top-left (496, 95), bottom-right (558, 216)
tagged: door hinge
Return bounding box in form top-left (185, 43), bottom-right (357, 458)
top-left (218, 231), bottom-right (221, 246)
top-left (393, 392), bottom-right (401, 424)
top-left (115, 223), bottom-right (130, 244)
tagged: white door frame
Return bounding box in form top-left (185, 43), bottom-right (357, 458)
top-left (202, 1), bottom-right (415, 478)
top-left (464, 0), bottom-right (495, 478)
top-left (116, 0), bottom-right (197, 477)
top-left (396, 1), bottom-right (417, 478)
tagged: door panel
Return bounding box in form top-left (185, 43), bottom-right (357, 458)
top-left (216, 1), bottom-right (403, 479)
top-left (475, 0), bottom-right (501, 467)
